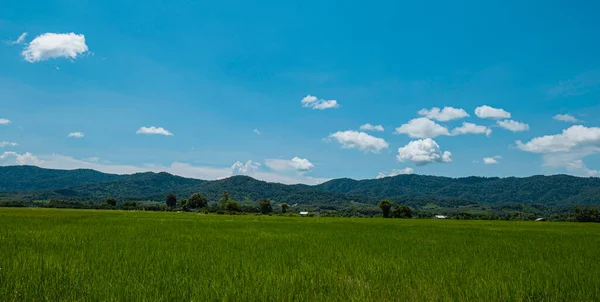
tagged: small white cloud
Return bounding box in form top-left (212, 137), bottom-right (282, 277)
top-left (231, 160), bottom-right (260, 175)
top-left (0, 118), bottom-right (11, 125)
top-left (6, 32), bottom-right (28, 45)
top-left (376, 167), bottom-right (414, 179)
top-left (327, 130), bottom-right (389, 153)
top-left (301, 95), bottom-right (340, 110)
top-left (474, 105), bottom-right (511, 119)
top-left (359, 123), bottom-right (384, 132)
top-left (0, 151), bottom-right (42, 165)
top-left (394, 118), bottom-right (450, 138)
top-left (0, 142), bottom-right (18, 147)
top-left (397, 138), bottom-right (452, 166)
top-left (451, 122), bottom-right (492, 136)
top-left (553, 114), bottom-right (581, 123)
top-left (22, 32), bottom-right (89, 63)
top-left (253, 129), bottom-right (261, 135)
top-left (136, 126), bottom-right (173, 136)
top-left (68, 132), bottom-right (84, 138)
top-left (418, 106), bottom-right (469, 121)
top-left (497, 120), bottom-right (530, 132)
top-left (265, 157), bottom-right (314, 172)
top-left (483, 156), bottom-right (501, 164)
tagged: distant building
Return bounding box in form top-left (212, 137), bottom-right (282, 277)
top-left (434, 215), bottom-right (447, 219)
top-left (535, 218), bottom-right (546, 221)
top-left (299, 211), bottom-right (309, 216)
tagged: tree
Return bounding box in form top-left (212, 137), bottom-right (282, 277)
top-left (225, 200), bottom-right (240, 212)
top-left (281, 203), bottom-right (289, 214)
top-left (106, 197), bottom-right (117, 207)
top-left (179, 198), bottom-right (188, 211)
top-left (392, 204), bottom-right (413, 218)
top-left (188, 192), bottom-right (208, 209)
top-left (166, 194), bottom-right (177, 207)
top-left (258, 198), bottom-right (273, 214)
top-left (379, 200), bottom-right (393, 218)
top-left (220, 192), bottom-right (231, 209)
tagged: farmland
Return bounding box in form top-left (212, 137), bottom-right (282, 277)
top-left (1, 208), bottom-right (599, 301)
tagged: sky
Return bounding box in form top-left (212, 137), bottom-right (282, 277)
top-left (1, 0), bottom-right (600, 184)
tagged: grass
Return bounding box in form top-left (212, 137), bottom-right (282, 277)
top-left (1, 208), bottom-right (599, 301)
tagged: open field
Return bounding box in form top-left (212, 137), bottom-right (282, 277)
top-left (1, 208), bottom-right (599, 301)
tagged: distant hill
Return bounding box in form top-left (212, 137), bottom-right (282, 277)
top-left (0, 166), bottom-right (599, 207)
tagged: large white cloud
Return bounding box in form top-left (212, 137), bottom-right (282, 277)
top-left (418, 106), bottom-right (469, 121)
top-left (22, 33), bottom-right (89, 63)
top-left (0, 152), bottom-right (42, 165)
top-left (376, 167), bottom-right (414, 179)
top-left (394, 118), bottom-right (450, 138)
top-left (136, 126), bottom-right (173, 136)
top-left (359, 123), bottom-right (384, 132)
top-left (265, 157), bottom-right (314, 172)
top-left (553, 114), bottom-right (581, 123)
top-left (396, 138), bottom-right (452, 166)
top-left (474, 105), bottom-right (511, 119)
top-left (451, 122), bottom-right (492, 136)
top-left (231, 160), bottom-right (260, 175)
top-left (0, 142), bottom-right (18, 147)
top-left (0, 118), bottom-right (11, 125)
top-left (301, 95), bottom-right (340, 110)
top-left (327, 130), bottom-right (389, 153)
top-left (496, 120), bottom-right (530, 132)
top-left (516, 125), bottom-right (600, 176)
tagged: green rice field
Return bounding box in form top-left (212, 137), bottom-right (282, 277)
top-left (1, 208), bottom-right (599, 301)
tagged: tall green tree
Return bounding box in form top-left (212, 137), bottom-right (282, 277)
top-left (188, 192), bottom-right (208, 209)
top-left (105, 197), bottom-right (117, 207)
top-left (281, 203), bottom-right (289, 214)
top-left (219, 192), bottom-right (231, 209)
top-left (392, 204), bottom-right (413, 218)
top-left (225, 200), bottom-right (240, 212)
top-left (166, 194), bottom-right (177, 208)
top-left (258, 198), bottom-right (273, 214)
top-left (379, 200), bottom-right (393, 218)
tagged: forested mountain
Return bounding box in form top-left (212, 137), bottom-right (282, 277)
top-left (1, 166), bottom-right (599, 207)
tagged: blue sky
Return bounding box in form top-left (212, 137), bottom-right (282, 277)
top-left (1, 0), bottom-right (600, 184)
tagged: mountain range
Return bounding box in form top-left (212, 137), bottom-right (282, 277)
top-left (1, 165), bottom-right (599, 208)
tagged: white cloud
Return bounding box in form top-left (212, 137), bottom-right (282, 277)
top-left (68, 132), bottom-right (84, 138)
top-left (327, 130), bottom-right (389, 153)
top-left (7, 32), bottom-right (28, 45)
top-left (553, 114), bottom-right (581, 123)
top-left (265, 157), bottom-right (314, 172)
top-left (0, 142), bottom-right (17, 147)
top-left (483, 156), bottom-right (501, 165)
top-left (0, 118), bottom-right (11, 125)
top-left (360, 123), bottom-right (384, 132)
top-left (0, 152), bottom-right (42, 165)
top-left (136, 126), bottom-right (173, 136)
top-left (474, 105), bottom-right (511, 119)
top-left (497, 120), bottom-right (530, 132)
top-left (451, 122), bottom-right (492, 136)
top-left (253, 129), bottom-right (261, 135)
top-left (231, 160), bottom-right (260, 175)
top-left (418, 106), bottom-right (469, 121)
top-left (22, 32), bottom-right (89, 63)
top-left (394, 118), bottom-right (450, 138)
top-left (301, 95), bottom-right (340, 110)
top-left (516, 125), bottom-right (600, 177)
top-left (396, 138), bottom-right (452, 166)
top-left (376, 167), bottom-right (414, 179)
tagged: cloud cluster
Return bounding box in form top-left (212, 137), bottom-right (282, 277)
top-left (22, 33), bottom-right (89, 63)
top-left (0, 142), bottom-right (18, 147)
top-left (68, 132), bottom-right (84, 138)
top-left (497, 120), bottom-right (530, 132)
top-left (376, 167), bottom-right (414, 179)
top-left (0, 152), bottom-right (42, 165)
top-left (474, 105), bottom-right (511, 119)
top-left (553, 114), bottom-right (581, 123)
top-left (301, 95), bottom-right (339, 110)
top-left (397, 138), bottom-right (451, 166)
top-left (0, 118), bottom-right (11, 125)
top-left (451, 122), bottom-right (492, 136)
top-left (418, 107), bottom-right (469, 121)
top-left (231, 160), bottom-right (260, 175)
top-left (483, 156), bottom-right (501, 164)
top-left (359, 123), bottom-right (384, 132)
top-left (136, 126), bottom-right (173, 136)
top-left (265, 157), bottom-right (314, 172)
top-left (327, 130), bottom-right (388, 153)
top-left (395, 118), bottom-right (449, 138)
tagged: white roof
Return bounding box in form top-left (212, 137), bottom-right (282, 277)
top-left (299, 211), bottom-right (309, 215)
top-left (434, 215), bottom-right (447, 219)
